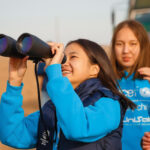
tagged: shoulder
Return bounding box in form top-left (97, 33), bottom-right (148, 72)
top-left (136, 78), bottom-right (150, 85)
top-left (94, 97), bottom-right (120, 110)
top-left (89, 97), bottom-right (121, 126)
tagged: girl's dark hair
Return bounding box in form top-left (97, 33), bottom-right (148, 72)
top-left (66, 39), bottom-right (136, 109)
top-left (111, 20), bottom-right (150, 79)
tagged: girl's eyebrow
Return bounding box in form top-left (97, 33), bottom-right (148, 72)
top-left (116, 40), bottom-right (138, 42)
top-left (68, 51), bottom-right (79, 55)
top-left (129, 40), bottom-right (138, 42)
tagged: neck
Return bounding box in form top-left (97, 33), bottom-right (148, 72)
top-left (123, 67), bottom-right (132, 73)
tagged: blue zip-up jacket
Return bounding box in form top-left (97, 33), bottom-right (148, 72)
top-left (118, 73), bottom-right (150, 150)
top-left (0, 64), bottom-right (121, 149)
top-left (37, 77), bottom-right (125, 150)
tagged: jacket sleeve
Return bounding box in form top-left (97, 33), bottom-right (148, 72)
top-left (46, 64), bottom-right (121, 142)
top-left (0, 82), bottom-right (39, 149)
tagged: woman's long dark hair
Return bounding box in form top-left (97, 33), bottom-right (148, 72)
top-left (66, 39), bottom-right (136, 109)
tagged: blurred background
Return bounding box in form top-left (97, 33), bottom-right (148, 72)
top-left (0, 0), bottom-right (150, 149)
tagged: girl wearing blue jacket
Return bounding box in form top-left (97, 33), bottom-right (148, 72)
top-left (110, 20), bottom-right (150, 150)
top-left (0, 39), bottom-right (135, 150)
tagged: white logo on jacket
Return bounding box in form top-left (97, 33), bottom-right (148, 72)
top-left (40, 130), bottom-right (50, 146)
top-left (140, 88), bottom-right (150, 97)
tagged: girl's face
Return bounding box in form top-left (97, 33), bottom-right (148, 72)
top-left (62, 43), bottom-right (99, 89)
top-left (114, 27), bottom-right (140, 72)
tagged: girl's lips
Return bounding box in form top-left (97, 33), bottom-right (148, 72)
top-left (62, 71), bottom-right (71, 74)
top-left (62, 68), bottom-right (72, 74)
top-left (122, 57), bottom-right (131, 62)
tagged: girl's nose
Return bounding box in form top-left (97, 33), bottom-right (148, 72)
top-left (123, 44), bottom-right (130, 53)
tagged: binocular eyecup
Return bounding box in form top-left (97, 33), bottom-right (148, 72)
top-left (0, 33), bottom-right (66, 63)
top-left (0, 34), bottom-right (25, 58)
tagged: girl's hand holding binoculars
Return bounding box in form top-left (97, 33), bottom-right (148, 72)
top-left (9, 56), bottom-right (29, 86)
top-left (43, 42), bottom-right (65, 70)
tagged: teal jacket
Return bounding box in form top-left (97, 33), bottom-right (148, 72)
top-left (118, 73), bottom-right (150, 150)
top-left (0, 64), bottom-right (120, 149)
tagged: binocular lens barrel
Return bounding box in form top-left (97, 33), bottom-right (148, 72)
top-left (17, 33), bottom-right (53, 58)
top-left (17, 33), bottom-right (66, 63)
top-left (0, 34), bottom-right (25, 58)
top-left (21, 36), bottom-right (32, 54)
top-left (0, 35), bottom-right (7, 54)
top-left (0, 33), bottom-right (66, 64)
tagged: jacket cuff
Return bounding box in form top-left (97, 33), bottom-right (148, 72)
top-left (6, 81), bottom-right (24, 95)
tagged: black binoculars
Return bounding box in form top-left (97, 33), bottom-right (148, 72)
top-left (0, 33), bottom-right (66, 63)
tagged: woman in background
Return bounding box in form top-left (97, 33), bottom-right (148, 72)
top-left (111, 20), bottom-right (150, 150)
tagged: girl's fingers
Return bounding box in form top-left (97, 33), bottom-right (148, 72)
top-left (143, 138), bottom-right (150, 143)
top-left (142, 145), bottom-right (150, 150)
top-left (42, 43), bottom-right (64, 67)
top-left (138, 67), bottom-right (150, 82)
top-left (138, 67), bottom-right (150, 75)
top-left (47, 41), bottom-right (56, 46)
top-left (144, 132), bottom-right (150, 138)
top-left (23, 56), bottom-right (29, 62)
top-left (52, 43), bottom-right (64, 52)
top-left (138, 67), bottom-right (150, 71)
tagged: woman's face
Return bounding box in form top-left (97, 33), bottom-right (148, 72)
top-left (114, 27), bottom-right (140, 72)
top-left (62, 43), bottom-right (99, 89)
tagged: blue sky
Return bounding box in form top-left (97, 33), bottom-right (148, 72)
top-left (0, 0), bottom-right (129, 45)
